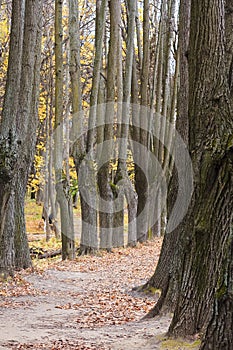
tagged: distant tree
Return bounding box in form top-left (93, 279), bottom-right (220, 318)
top-left (54, 0), bottom-right (75, 260)
top-left (115, 0), bottom-right (137, 247)
top-left (135, 0), bottom-right (150, 243)
top-left (97, 0), bottom-right (120, 251)
top-left (141, 0), bottom-right (190, 311)
top-left (78, 0), bottom-right (107, 254)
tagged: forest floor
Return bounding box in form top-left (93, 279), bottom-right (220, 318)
top-left (0, 240), bottom-right (173, 350)
top-left (0, 201), bottom-right (200, 349)
top-left (0, 240), bottom-right (201, 350)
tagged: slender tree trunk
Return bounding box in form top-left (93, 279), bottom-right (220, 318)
top-left (54, 0), bottom-right (75, 260)
top-left (135, 0), bottom-right (150, 243)
top-left (141, 0), bottom-right (190, 311)
top-left (116, 0), bottom-right (137, 247)
top-left (113, 4), bottom-right (124, 248)
top-left (98, 0), bottom-right (120, 250)
top-left (79, 0), bottom-right (107, 254)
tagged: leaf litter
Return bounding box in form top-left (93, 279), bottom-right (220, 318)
top-left (0, 239), bottom-right (173, 350)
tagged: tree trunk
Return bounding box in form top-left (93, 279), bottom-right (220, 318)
top-left (141, 0), bottom-right (190, 312)
top-left (168, 0), bottom-right (233, 339)
top-left (0, 0), bottom-right (42, 273)
top-left (79, 0), bottom-right (107, 254)
top-left (112, 1), bottom-right (124, 248)
top-left (115, 0), bottom-right (137, 248)
top-left (98, 0), bottom-right (119, 250)
top-left (135, 0), bottom-right (150, 243)
top-left (0, 0), bottom-right (25, 274)
top-left (199, 1), bottom-right (233, 348)
top-left (14, 0), bottom-right (42, 269)
top-left (54, 0), bottom-right (75, 260)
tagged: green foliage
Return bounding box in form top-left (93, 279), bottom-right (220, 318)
top-left (159, 336), bottom-right (201, 350)
top-left (29, 236), bottom-right (61, 252)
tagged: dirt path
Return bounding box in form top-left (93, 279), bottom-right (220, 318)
top-left (0, 241), bottom-right (173, 350)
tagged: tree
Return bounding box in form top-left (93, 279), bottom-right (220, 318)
top-left (78, 0), bottom-right (107, 254)
top-left (140, 0), bottom-right (190, 311)
top-left (146, 0), bottom-right (233, 347)
top-left (135, 0), bottom-right (150, 243)
top-left (168, 0), bottom-right (233, 343)
top-left (115, 0), bottom-right (137, 248)
top-left (0, 0), bottom-right (42, 274)
top-left (54, 0), bottom-right (75, 260)
top-left (97, 0), bottom-right (120, 251)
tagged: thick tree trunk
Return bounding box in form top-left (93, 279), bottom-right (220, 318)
top-left (199, 2), bottom-right (233, 348)
top-left (0, 0), bottom-right (25, 274)
top-left (14, 171), bottom-right (31, 269)
top-left (200, 239), bottom-right (233, 349)
top-left (14, 5), bottom-right (42, 268)
top-left (0, 0), bottom-right (42, 273)
top-left (168, 0), bottom-right (233, 339)
top-left (79, 159), bottom-right (98, 253)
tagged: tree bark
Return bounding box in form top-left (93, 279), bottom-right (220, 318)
top-left (135, 0), bottom-right (150, 243)
top-left (0, 0), bottom-right (42, 273)
top-left (168, 0), bottom-right (233, 339)
top-left (199, 1), bottom-right (233, 348)
top-left (54, 0), bottom-right (75, 260)
top-left (141, 0), bottom-right (190, 313)
top-left (79, 0), bottom-right (107, 254)
top-left (115, 0), bottom-right (137, 248)
top-left (97, 0), bottom-right (119, 250)
top-left (0, 1), bottom-right (25, 273)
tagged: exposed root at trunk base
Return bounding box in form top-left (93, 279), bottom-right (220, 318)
top-left (78, 245), bottom-right (98, 256)
top-left (143, 275), bottom-right (171, 319)
top-left (127, 242), bottom-right (137, 248)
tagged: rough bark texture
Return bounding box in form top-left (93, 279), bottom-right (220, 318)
top-left (199, 2), bottom-right (233, 348)
top-left (14, 2), bottom-right (42, 269)
top-left (168, 0), bottom-right (233, 339)
top-left (0, 0), bottom-right (42, 273)
top-left (200, 239), bottom-right (233, 349)
top-left (0, 0), bottom-right (25, 274)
